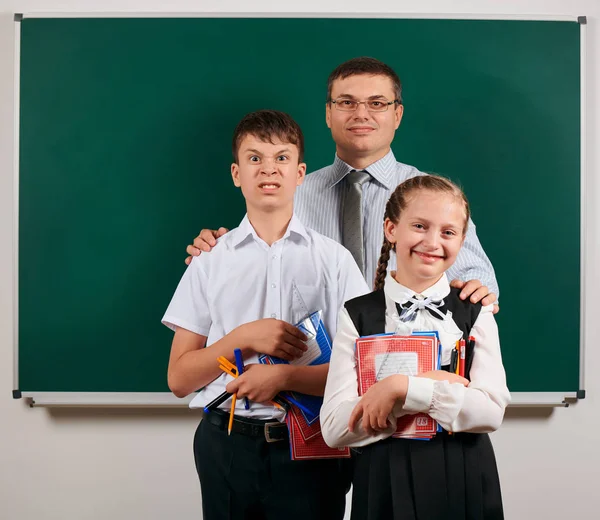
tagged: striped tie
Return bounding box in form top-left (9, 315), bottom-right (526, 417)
top-left (342, 170), bottom-right (370, 275)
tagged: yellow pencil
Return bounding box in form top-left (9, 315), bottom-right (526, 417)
top-left (228, 393), bottom-right (237, 435)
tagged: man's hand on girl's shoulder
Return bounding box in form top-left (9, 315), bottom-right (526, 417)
top-left (450, 279), bottom-right (499, 314)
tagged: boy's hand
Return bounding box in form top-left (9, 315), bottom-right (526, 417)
top-left (185, 227), bottom-right (229, 265)
top-left (241, 319), bottom-right (308, 361)
top-left (348, 375), bottom-right (408, 436)
top-left (226, 364), bottom-right (286, 403)
top-left (417, 370), bottom-right (469, 386)
top-left (450, 278), bottom-right (499, 314)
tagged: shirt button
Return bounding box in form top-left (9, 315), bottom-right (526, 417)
top-left (272, 255), bottom-right (277, 259)
top-left (271, 283), bottom-right (276, 288)
top-left (271, 313), bottom-right (277, 318)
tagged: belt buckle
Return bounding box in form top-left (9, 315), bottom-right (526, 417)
top-left (264, 421), bottom-right (283, 443)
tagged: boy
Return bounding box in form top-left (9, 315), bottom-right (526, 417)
top-left (162, 110), bottom-right (368, 520)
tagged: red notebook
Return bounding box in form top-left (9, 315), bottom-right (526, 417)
top-left (289, 402), bottom-right (322, 442)
top-left (355, 334), bottom-right (439, 439)
top-left (286, 410), bottom-right (351, 460)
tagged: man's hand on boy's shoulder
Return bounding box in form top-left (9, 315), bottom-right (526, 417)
top-left (226, 364), bottom-right (286, 403)
top-left (239, 319), bottom-right (308, 361)
top-left (185, 227), bottom-right (229, 265)
top-left (450, 279), bottom-right (499, 314)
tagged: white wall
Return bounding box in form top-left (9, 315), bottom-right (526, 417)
top-left (1, 1), bottom-right (599, 519)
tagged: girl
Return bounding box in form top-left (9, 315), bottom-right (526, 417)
top-left (321, 175), bottom-right (510, 520)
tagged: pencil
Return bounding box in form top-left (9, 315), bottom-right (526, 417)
top-left (228, 393), bottom-right (237, 436)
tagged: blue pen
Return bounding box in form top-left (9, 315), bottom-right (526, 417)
top-left (281, 392), bottom-right (314, 417)
top-left (234, 348), bottom-right (250, 410)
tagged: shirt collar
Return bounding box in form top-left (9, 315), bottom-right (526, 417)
top-left (286, 213), bottom-right (311, 243)
top-left (327, 149), bottom-right (397, 190)
top-left (231, 213), bottom-right (310, 248)
top-left (383, 272), bottom-right (451, 304)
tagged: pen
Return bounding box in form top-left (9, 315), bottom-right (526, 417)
top-left (234, 348), bottom-right (250, 410)
top-left (217, 356), bottom-right (238, 374)
top-left (272, 396), bottom-right (290, 412)
top-left (219, 364), bottom-right (237, 378)
top-left (216, 357), bottom-right (285, 412)
top-left (271, 400), bottom-right (288, 412)
top-left (203, 390), bottom-right (232, 413)
top-left (459, 339), bottom-right (466, 378)
top-left (280, 393), bottom-right (313, 416)
top-left (455, 341), bottom-right (460, 375)
top-left (465, 336), bottom-right (476, 378)
top-left (450, 349), bottom-right (457, 373)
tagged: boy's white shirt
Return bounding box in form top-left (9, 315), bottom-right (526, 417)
top-left (321, 272), bottom-right (511, 448)
top-left (162, 213), bottom-right (370, 420)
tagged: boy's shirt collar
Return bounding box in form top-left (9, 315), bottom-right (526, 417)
top-left (232, 213), bottom-right (310, 248)
top-left (328, 149), bottom-right (397, 190)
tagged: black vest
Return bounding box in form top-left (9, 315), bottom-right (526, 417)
top-left (345, 286), bottom-right (482, 353)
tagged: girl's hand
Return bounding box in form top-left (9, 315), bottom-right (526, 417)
top-left (348, 375), bottom-right (408, 436)
top-left (418, 370), bottom-right (469, 386)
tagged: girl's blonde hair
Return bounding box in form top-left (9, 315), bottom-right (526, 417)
top-left (373, 175), bottom-right (470, 291)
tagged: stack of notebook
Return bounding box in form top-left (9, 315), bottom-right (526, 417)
top-left (260, 310), bottom-right (350, 460)
top-left (286, 399), bottom-right (350, 460)
top-left (355, 333), bottom-right (442, 439)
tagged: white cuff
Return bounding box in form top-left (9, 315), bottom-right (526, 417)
top-left (403, 376), bottom-right (435, 413)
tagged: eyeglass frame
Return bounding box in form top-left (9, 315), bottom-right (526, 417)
top-left (327, 97), bottom-right (401, 112)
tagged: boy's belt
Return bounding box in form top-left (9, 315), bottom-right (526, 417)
top-left (205, 408), bottom-right (288, 443)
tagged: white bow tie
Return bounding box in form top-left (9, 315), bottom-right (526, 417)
top-left (396, 295), bottom-right (447, 322)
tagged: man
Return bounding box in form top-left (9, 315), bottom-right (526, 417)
top-left (187, 57), bottom-right (499, 307)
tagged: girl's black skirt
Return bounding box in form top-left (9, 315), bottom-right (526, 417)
top-left (351, 431), bottom-right (504, 520)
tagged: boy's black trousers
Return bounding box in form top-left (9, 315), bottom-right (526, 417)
top-left (194, 412), bottom-right (350, 520)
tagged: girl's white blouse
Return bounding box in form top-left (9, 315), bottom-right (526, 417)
top-left (321, 272), bottom-right (511, 448)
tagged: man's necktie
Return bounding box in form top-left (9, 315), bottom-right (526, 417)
top-left (395, 296), bottom-right (448, 322)
top-left (342, 170), bottom-right (370, 275)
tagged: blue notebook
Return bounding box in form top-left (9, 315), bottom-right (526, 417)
top-left (259, 310), bottom-right (331, 424)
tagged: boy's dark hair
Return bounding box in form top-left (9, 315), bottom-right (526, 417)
top-left (232, 109), bottom-right (305, 163)
top-left (327, 56), bottom-right (403, 105)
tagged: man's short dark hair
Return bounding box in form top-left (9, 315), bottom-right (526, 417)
top-left (232, 110), bottom-right (305, 163)
top-left (327, 57), bottom-right (403, 105)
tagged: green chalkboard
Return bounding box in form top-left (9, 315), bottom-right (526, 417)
top-left (17, 17), bottom-right (581, 399)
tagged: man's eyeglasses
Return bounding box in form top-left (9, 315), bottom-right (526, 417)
top-left (329, 97), bottom-right (400, 113)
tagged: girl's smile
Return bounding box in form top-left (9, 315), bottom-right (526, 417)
top-left (412, 250), bottom-right (446, 263)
